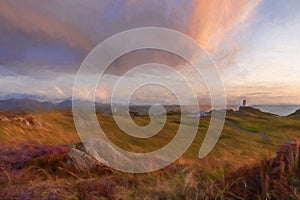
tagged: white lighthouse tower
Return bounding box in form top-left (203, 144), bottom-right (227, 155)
top-left (242, 98), bottom-right (246, 107)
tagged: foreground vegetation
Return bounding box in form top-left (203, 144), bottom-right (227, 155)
top-left (0, 107), bottom-right (300, 199)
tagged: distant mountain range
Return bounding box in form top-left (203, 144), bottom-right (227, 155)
top-left (0, 98), bottom-right (183, 115)
top-left (0, 98), bottom-right (65, 111)
top-left (0, 93), bottom-right (47, 102)
top-left (1, 96), bottom-right (299, 117)
top-left (0, 98), bottom-right (114, 110)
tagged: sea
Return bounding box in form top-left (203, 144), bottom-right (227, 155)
top-left (225, 104), bottom-right (299, 116)
top-left (195, 104), bottom-right (300, 117)
top-left (251, 105), bottom-right (300, 116)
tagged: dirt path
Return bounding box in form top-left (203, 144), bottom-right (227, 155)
top-left (226, 119), bottom-right (269, 140)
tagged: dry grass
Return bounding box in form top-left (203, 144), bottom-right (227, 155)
top-left (0, 141), bottom-right (300, 199)
top-left (0, 108), bottom-right (300, 199)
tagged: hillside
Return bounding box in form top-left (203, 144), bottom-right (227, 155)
top-left (289, 108), bottom-right (300, 119)
top-left (0, 107), bottom-right (300, 199)
top-left (1, 107), bottom-right (300, 166)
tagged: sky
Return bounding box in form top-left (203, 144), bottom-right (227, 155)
top-left (0, 0), bottom-right (299, 105)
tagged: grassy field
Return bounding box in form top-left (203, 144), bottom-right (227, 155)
top-left (0, 107), bottom-right (300, 199)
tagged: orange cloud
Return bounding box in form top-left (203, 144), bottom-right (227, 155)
top-left (189, 0), bottom-right (261, 53)
top-left (96, 88), bottom-right (109, 100)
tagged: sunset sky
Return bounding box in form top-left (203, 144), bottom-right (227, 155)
top-left (0, 0), bottom-right (299, 105)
